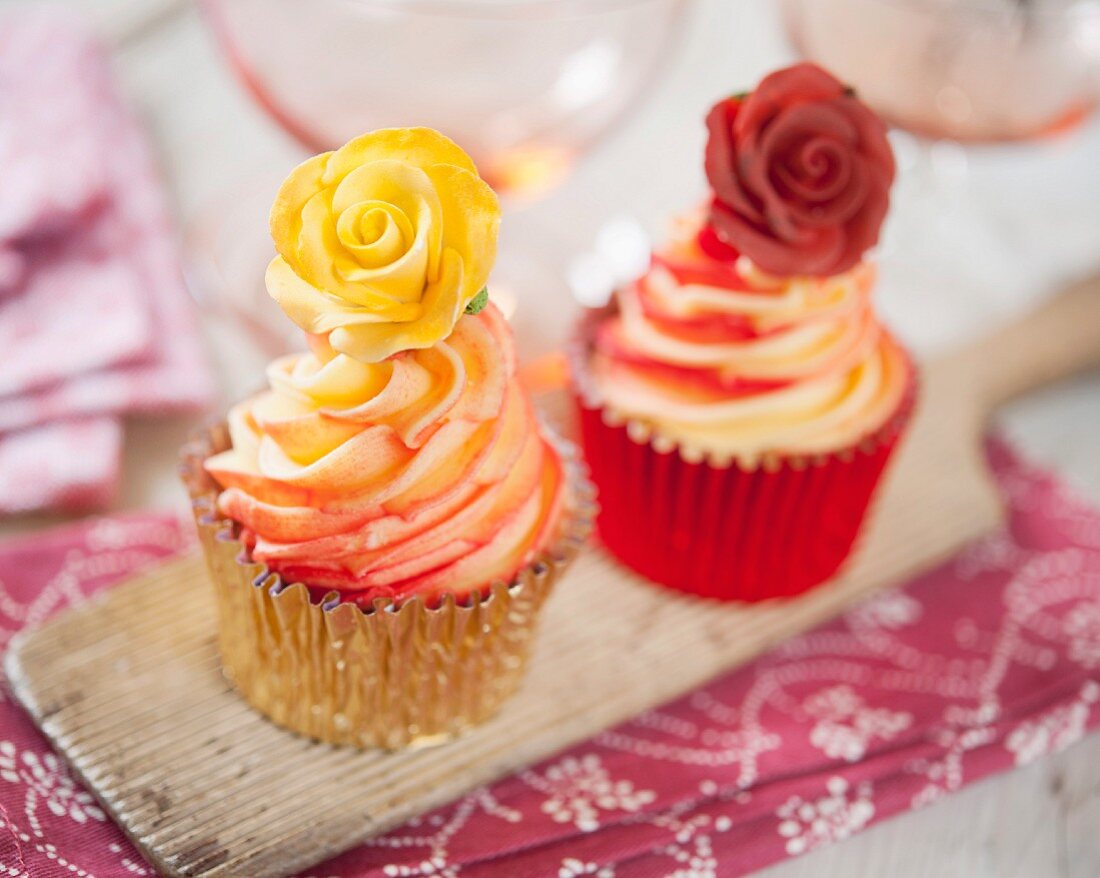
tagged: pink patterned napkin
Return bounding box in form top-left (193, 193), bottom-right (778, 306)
top-left (0, 513), bottom-right (191, 876)
top-left (1, 440), bottom-right (1099, 877)
top-left (0, 9), bottom-right (213, 514)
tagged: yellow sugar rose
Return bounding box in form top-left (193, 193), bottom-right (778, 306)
top-left (266, 127), bottom-right (500, 363)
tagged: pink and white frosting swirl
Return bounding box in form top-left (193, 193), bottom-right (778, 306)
top-left (205, 305), bottom-right (565, 606)
top-left (589, 211), bottom-right (910, 460)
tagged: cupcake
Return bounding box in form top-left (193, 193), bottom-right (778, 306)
top-left (181, 128), bottom-right (593, 749)
top-left (572, 63), bottom-right (914, 602)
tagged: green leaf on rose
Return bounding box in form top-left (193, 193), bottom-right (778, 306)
top-left (465, 286), bottom-right (489, 315)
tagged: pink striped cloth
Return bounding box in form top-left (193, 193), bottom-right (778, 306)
top-left (0, 439), bottom-right (1097, 876)
top-left (0, 9), bottom-right (213, 514)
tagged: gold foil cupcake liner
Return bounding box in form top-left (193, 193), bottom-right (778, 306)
top-left (180, 423), bottom-right (594, 750)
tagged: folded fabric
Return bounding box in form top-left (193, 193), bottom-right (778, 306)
top-left (0, 513), bottom-right (191, 874)
top-left (0, 10), bottom-right (110, 244)
top-left (0, 418), bottom-right (122, 514)
top-left (0, 8), bottom-right (213, 515)
top-left (0, 440), bottom-right (1097, 877)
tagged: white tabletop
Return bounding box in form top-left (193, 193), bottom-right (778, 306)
top-left (10, 0), bottom-right (1100, 875)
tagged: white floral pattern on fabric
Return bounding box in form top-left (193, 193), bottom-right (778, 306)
top-left (776, 776), bottom-right (875, 856)
top-left (1006, 681), bottom-right (1100, 766)
top-left (1065, 604), bottom-right (1100, 669)
top-left (593, 692), bottom-right (782, 797)
top-left (907, 722), bottom-right (1000, 810)
top-left (364, 789), bottom-right (520, 878)
top-left (558, 858), bottom-right (615, 878)
top-left (0, 743), bottom-right (105, 825)
top-left (803, 685), bottom-right (913, 762)
top-left (641, 801), bottom-right (736, 878)
top-left (847, 593), bottom-right (923, 631)
top-left (523, 754), bottom-right (657, 832)
top-left (107, 842), bottom-right (153, 876)
top-left (0, 512), bottom-right (188, 877)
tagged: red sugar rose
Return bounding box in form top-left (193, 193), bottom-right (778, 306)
top-left (704, 63), bottom-right (895, 278)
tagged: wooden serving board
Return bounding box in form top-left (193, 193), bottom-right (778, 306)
top-left (7, 278), bottom-right (1100, 878)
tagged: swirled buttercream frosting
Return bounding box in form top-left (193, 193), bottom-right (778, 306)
top-left (205, 304), bottom-right (564, 606)
top-left (588, 211), bottom-right (910, 460)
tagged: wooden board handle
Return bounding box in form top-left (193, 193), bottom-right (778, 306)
top-left (952, 273), bottom-right (1100, 411)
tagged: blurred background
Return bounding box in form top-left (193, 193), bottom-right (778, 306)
top-left (9, 0), bottom-right (1091, 510)
top-left (191, 0), bottom-right (1100, 357)
top-left (191, 0), bottom-right (1100, 366)
top-left (0, 0), bottom-right (1099, 870)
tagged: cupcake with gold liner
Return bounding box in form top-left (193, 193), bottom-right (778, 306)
top-left (181, 127), bottom-right (593, 749)
top-left (571, 63), bottom-right (916, 601)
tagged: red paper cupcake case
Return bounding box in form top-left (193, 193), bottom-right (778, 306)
top-left (575, 380), bottom-right (915, 603)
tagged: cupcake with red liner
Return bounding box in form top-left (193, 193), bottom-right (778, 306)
top-left (181, 127), bottom-right (593, 749)
top-left (572, 63), bottom-right (915, 601)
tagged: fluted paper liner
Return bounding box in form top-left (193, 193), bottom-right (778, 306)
top-left (571, 304), bottom-right (916, 602)
top-left (180, 423), bottom-right (594, 750)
